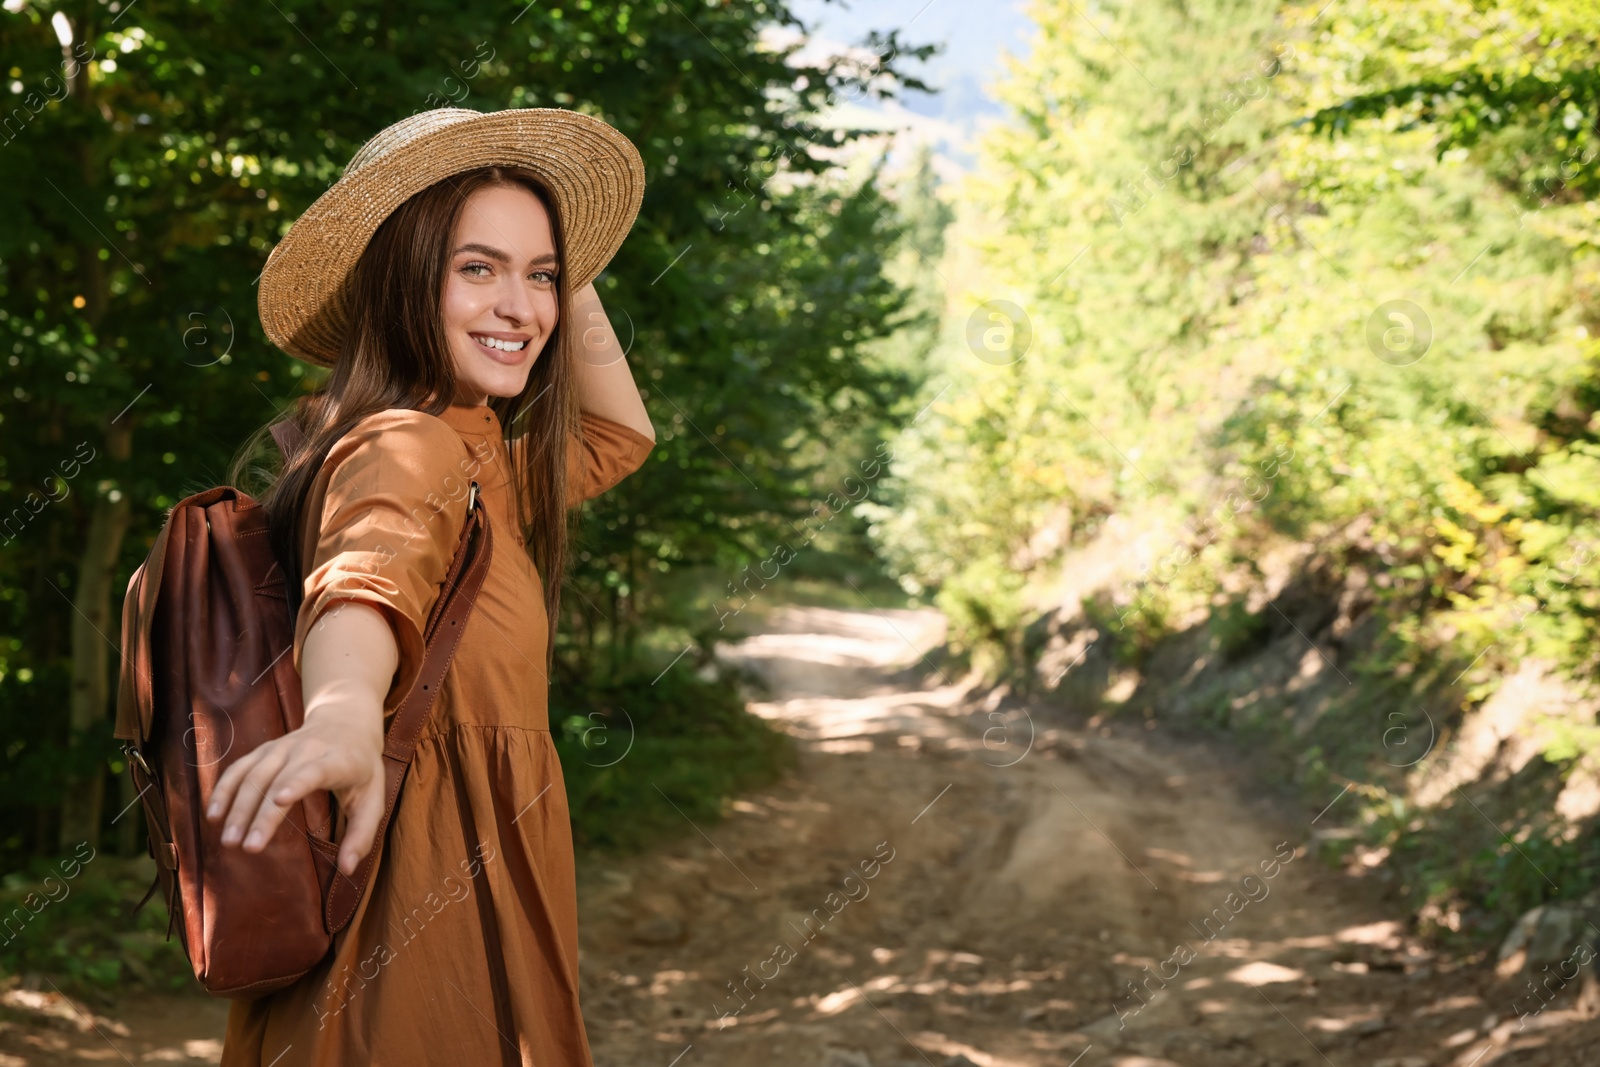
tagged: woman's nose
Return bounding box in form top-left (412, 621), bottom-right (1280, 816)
top-left (495, 278), bottom-right (536, 325)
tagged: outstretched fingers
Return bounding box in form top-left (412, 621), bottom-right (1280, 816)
top-left (337, 776), bottom-right (388, 875)
top-left (208, 744), bottom-right (273, 838)
top-left (209, 741), bottom-right (293, 850)
top-left (236, 747), bottom-right (335, 851)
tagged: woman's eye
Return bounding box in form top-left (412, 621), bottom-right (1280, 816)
top-left (529, 269), bottom-right (557, 284)
top-left (461, 261), bottom-right (492, 277)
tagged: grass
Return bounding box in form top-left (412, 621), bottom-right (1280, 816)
top-left (553, 660), bottom-right (796, 852)
top-left (0, 853), bottom-right (193, 998)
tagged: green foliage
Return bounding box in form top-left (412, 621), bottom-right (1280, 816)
top-left (551, 664), bottom-right (794, 852)
top-left (872, 0), bottom-right (1296, 659)
top-left (1210, 600), bottom-right (1270, 662)
top-left (0, 855), bottom-right (191, 993)
top-left (1300, 0), bottom-right (1600, 205)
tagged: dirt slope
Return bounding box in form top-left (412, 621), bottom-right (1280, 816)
top-left (4, 605), bottom-right (1598, 1065)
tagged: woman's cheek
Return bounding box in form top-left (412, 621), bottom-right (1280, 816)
top-left (539, 289), bottom-right (560, 336)
top-left (439, 278), bottom-right (471, 338)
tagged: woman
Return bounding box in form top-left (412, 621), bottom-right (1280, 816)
top-left (207, 108), bottom-right (654, 1065)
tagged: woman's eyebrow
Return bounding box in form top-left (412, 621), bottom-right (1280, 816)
top-left (453, 242), bottom-right (558, 268)
top-left (453, 242), bottom-right (510, 262)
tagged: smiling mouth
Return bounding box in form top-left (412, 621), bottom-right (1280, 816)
top-left (471, 333), bottom-right (530, 353)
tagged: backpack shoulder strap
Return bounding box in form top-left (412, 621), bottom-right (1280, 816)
top-left (323, 480), bottom-right (493, 933)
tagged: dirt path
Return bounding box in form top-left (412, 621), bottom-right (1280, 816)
top-left (5, 606), bottom-right (1598, 1065)
top-left (576, 606), bottom-right (1600, 1067)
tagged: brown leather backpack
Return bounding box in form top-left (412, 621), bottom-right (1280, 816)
top-left (112, 424), bottom-right (493, 998)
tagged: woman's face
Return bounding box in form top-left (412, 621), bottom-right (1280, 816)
top-left (441, 183), bottom-right (559, 406)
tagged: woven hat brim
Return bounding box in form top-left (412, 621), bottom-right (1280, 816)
top-left (258, 108), bottom-right (645, 366)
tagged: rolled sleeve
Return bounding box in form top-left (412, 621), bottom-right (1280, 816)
top-left (566, 410), bottom-right (655, 506)
top-left (292, 411), bottom-right (478, 712)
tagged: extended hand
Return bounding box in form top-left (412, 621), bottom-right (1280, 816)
top-left (206, 707), bottom-right (386, 875)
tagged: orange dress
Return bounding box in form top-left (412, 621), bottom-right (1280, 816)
top-left (222, 402), bottom-right (654, 1067)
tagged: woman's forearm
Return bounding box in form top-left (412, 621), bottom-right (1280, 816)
top-left (301, 600), bottom-right (397, 728)
top-left (571, 281), bottom-right (656, 442)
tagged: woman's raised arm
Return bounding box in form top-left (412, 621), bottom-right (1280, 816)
top-left (571, 281), bottom-right (656, 443)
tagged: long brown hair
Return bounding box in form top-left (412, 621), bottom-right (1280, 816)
top-left (236, 167), bottom-right (576, 661)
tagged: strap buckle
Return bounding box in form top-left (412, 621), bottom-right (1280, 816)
top-left (121, 740), bottom-right (152, 777)
top-left (468, 480), bottom-right (480, 512)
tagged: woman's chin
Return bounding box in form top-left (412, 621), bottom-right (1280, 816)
top-left (461, 366), bottom-right (535, 402)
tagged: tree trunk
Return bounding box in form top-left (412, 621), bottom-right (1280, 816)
top-left (56, 5), bottom-right (128, 853)
top-left (58, 420), bottom-right (132, 850)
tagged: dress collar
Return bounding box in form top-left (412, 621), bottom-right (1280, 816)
top-left (440, 402), bottom-right (502, 438)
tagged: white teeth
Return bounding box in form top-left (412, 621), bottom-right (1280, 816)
top-left (473, 335), bottom-right (527, 352)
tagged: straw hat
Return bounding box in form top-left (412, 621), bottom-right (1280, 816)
top-left (258, 107), bottom-right (645, 366)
